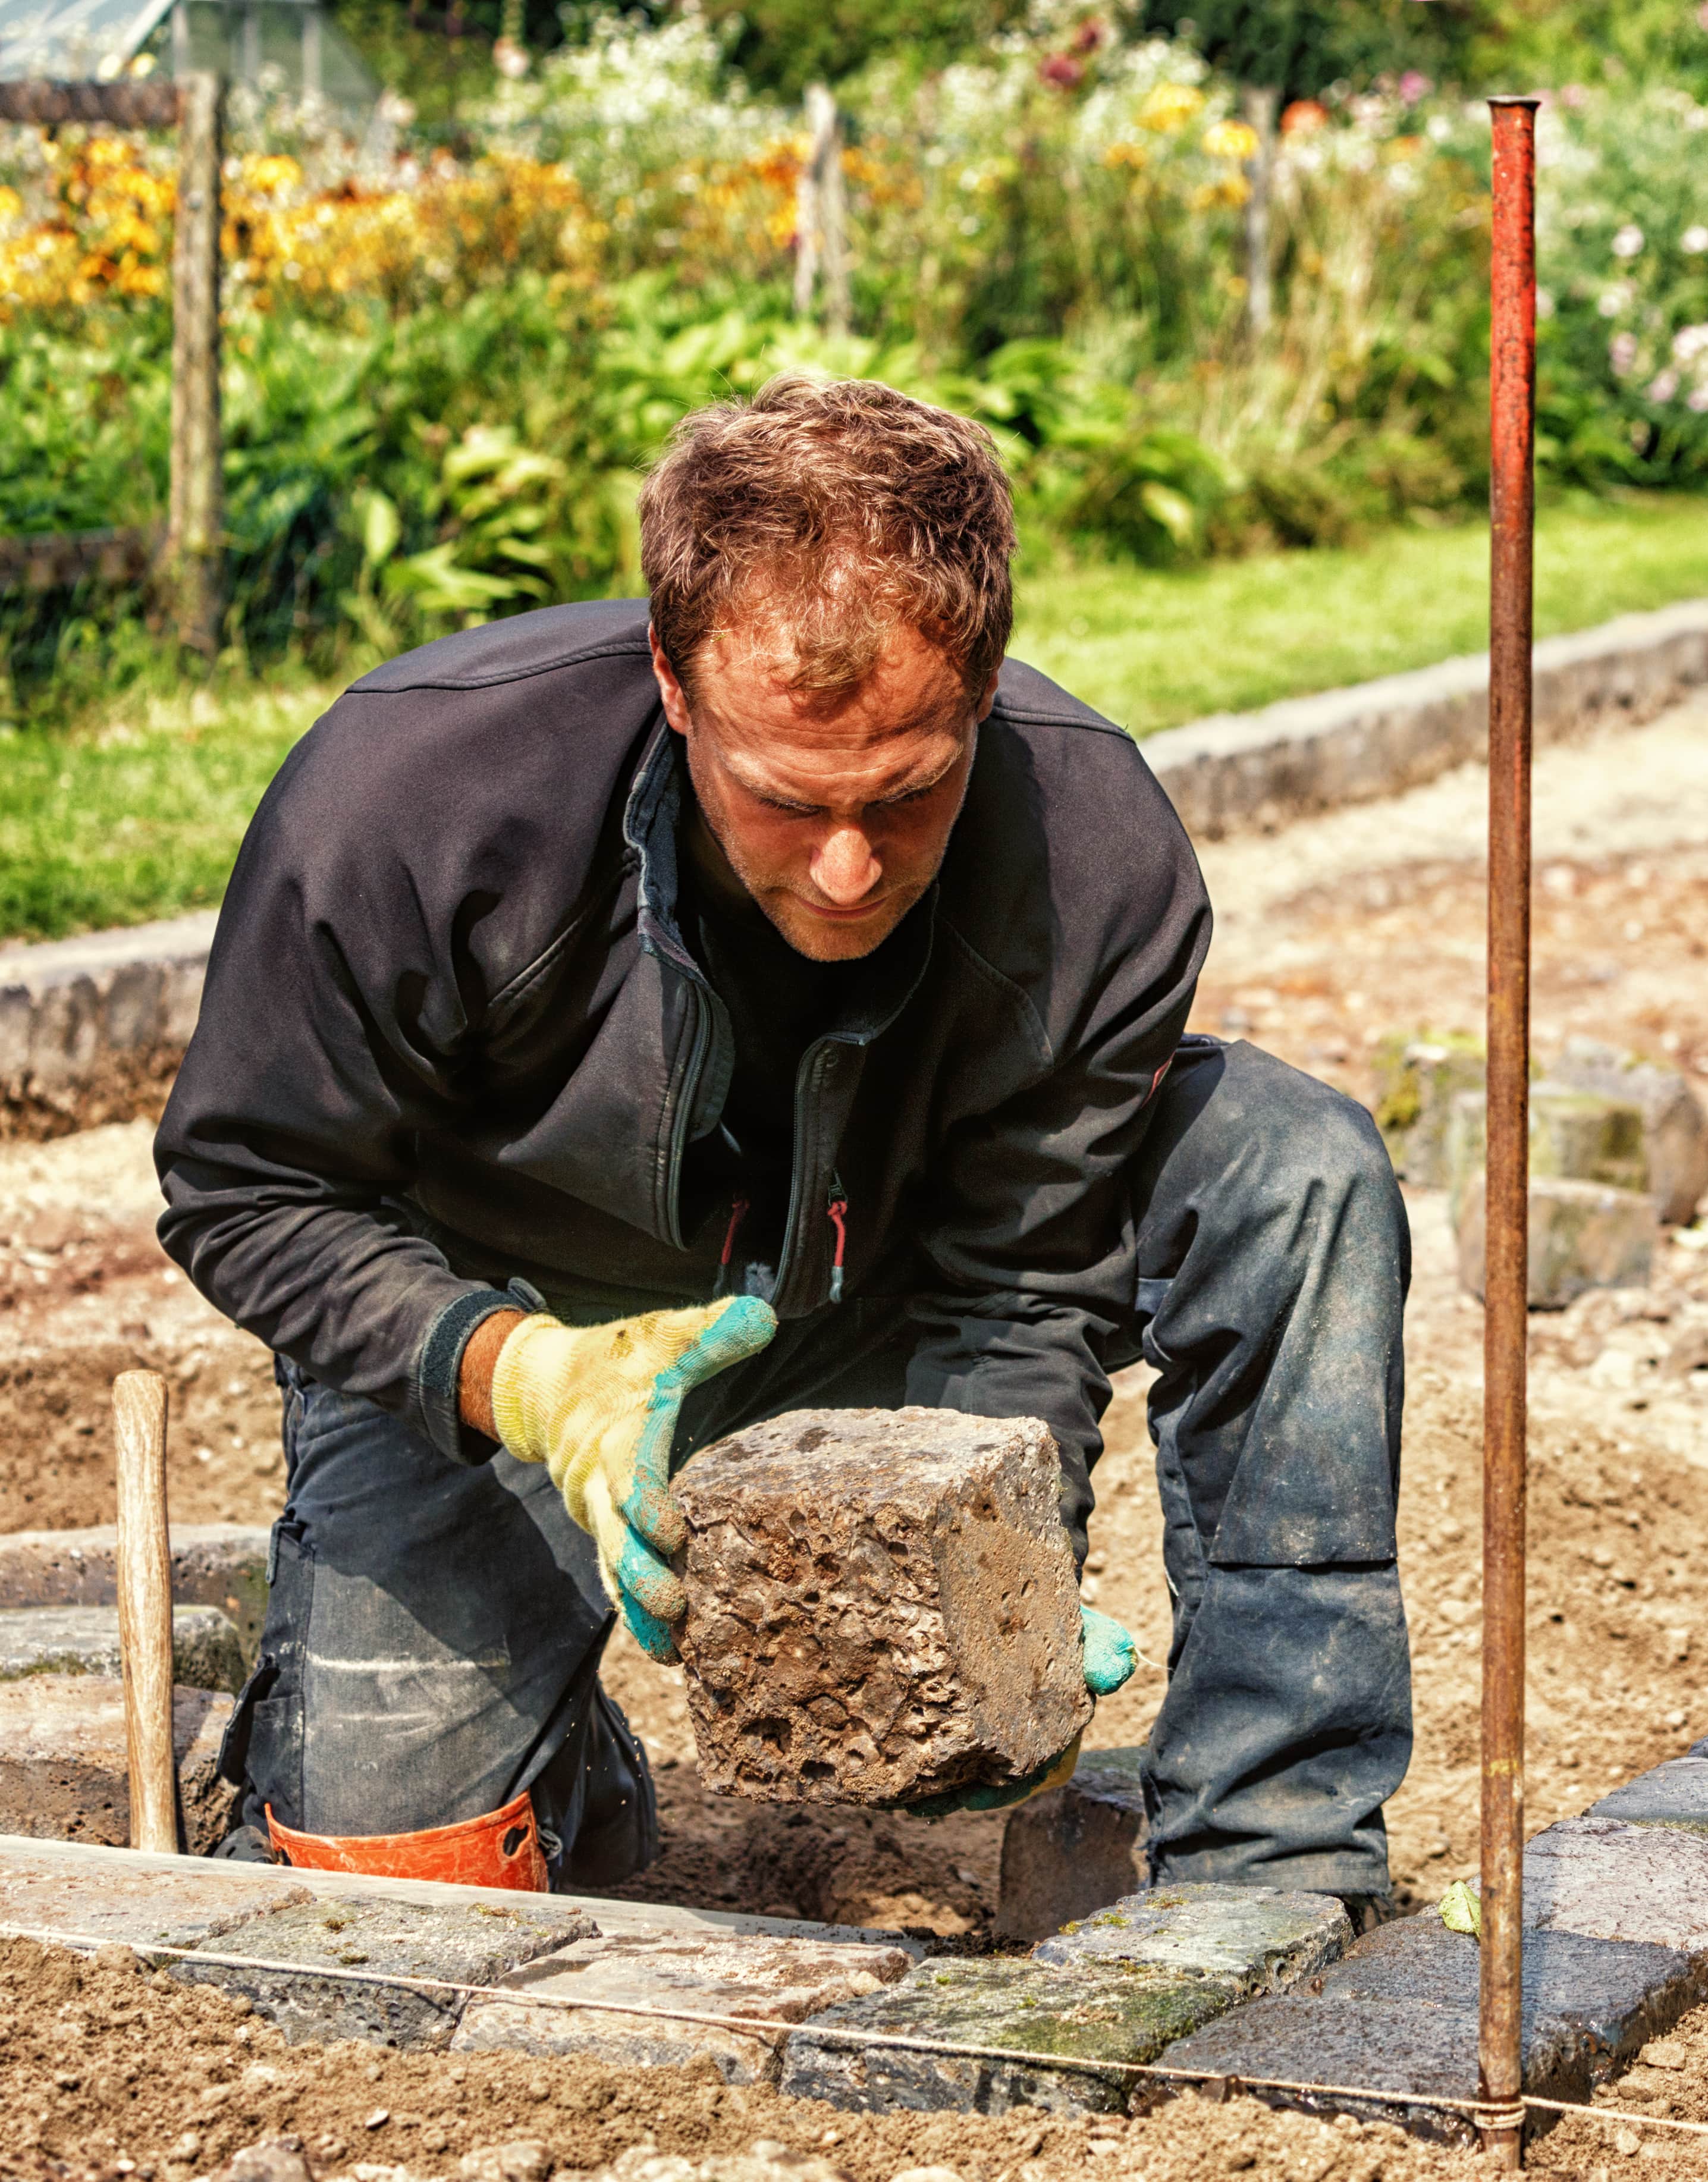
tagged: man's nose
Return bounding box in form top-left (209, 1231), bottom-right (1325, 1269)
top-left (811, 825), bottom-right (881, 905)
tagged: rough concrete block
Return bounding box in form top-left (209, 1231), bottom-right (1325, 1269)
top-left (0, 1676), bottom-right (233, 1852)
top-left (673, 1408), bottom-right (1091, 1806)
top-left (0, 1603), bottom-right (244, 1694)
top-left (1032, 1883), bottom-right (1351, 1999)
top-left (0, 1844), bottom-right (310, 1951)
top-left (171, 1891), bottom-right (599, 2048)
top-left (1549, 1037), bottom-right (1708, 1226)
top-left (1371, 1034), bottom-right (1487, 1185)
top-left (0, 1524), bottom-right (269, 1661)
top-left (782, 1954), bottom-right (1239, 2117)
top-left (996, 1747), bottom-right (1148, 1942)
top-left (1524, 1815), bottom-right (1708, 1951)
top-left (1456, 1172), bottom-right (1657, 1308)
top-left (1590, 1757), bottom-right (1708, 1834)
top-left (454, 1929), bottom-right (913, 2083)
top-left (1446, 1087), bottom-right (1649, 1224)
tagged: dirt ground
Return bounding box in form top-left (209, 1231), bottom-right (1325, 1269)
top-left (1, 697), bottom-right (1706, 2173)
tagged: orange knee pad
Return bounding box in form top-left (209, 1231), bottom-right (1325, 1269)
top-left (266, 1787), bottom-right (548, 1891)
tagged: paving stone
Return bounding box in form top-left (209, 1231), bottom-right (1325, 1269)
top-left (1032, 1882), bottom-right (1351, 1998)
top-left (170, 1891), bottom-right (601, 2048)
top-left (1548, 1037), bottom-right (1708, 1227)
top-left (1446, 1086), bottom-right (1650, 1223)
top-left (1590, 1757), bottom-right (1708, 1835)
top-left (0, 1675), bottom-right (233, 1852)
top-left (1456, 1173), bottom-right (1657, 1308)
top-left (0, 1842), bottom-right (312, 1951)
top-left (996, 1747), bottom-right (1148, 1942)
top-left (1371, 1034), bottom-right (1487, 1186)
top-left (1155, 1911), bottom-right (1707, 2146)
top-left (0, 1524), bottom-right (270, 1660)
top-left (0, 1603), bottom-right (245, 1693)
top-left (1524, 1815), bottom-right (1708, 1951)
top-left (453, 1929), bottom-right (913, 2083)
top-left (674, 1408), bottom-right (1091, 1806)
top-left (781, 1954), bottom-right (1239, 2116)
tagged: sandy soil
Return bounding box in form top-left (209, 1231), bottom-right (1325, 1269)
top-left (2, 696), bottom-right (1706, 2173)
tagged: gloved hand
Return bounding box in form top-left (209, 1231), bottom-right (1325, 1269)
top-left (490, 1295), bottom-right (776, 1662)
top-left (1081, 1604), bottom-right (1139, 1696)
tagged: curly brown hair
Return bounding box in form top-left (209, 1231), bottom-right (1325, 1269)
top-left (639, 373), bottom-right (1016, 704)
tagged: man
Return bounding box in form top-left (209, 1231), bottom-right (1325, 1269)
top-left (156, 376), bottom-right (1410, 1908)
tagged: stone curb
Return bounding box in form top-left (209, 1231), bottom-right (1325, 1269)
top-left (4, 600), bottom-right (1705, 1123)
top-left (1140, 598), bottom-right (1708, 839)
top-left (0, 1523), bottom-right (270, 1660)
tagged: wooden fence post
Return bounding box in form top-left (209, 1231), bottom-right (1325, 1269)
top-left (793, 85), bottom-right (849, 336)
top-left (168, 71), bottom-right (224, 658)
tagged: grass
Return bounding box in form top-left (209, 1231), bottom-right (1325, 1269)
top-left (1011, 490), bottom-right (1708, 736)
top-left (4, 488), bottom-right (1707, 943)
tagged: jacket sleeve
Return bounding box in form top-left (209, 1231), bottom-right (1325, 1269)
top-left (153, 706), bottom-right (526, 1464)
top-left (903, 749), bottom-right (1211, 1558)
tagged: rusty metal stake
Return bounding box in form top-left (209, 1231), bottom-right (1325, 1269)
top-left (1481, 92), bottom-right (1539, 2174)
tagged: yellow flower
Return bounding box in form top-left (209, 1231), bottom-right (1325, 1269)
top-left (1202, 118), bottom-right (1260, 161)
top-left (1136, 82), bottom-right (1204, 133)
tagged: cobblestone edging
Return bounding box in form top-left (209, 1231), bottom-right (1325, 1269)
top-left (5, 599), bottom-right (1707, 1131)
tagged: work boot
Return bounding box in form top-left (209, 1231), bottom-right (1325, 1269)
top-left (1336, 1891), bottom-right (1402, 1935)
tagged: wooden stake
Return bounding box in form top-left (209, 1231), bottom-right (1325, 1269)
top-left (113, 1371), bottom-right (178, 1856)
top-left (168, 70), bottom-right (225, 658)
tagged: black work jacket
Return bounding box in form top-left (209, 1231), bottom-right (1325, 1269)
top-left (155, 599), bottom-right (1210, 1539)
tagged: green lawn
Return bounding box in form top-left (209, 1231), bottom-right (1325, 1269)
top-left (1012, 491), bottom-right (1708, 736)
top-left (4, 490), bottom-right (1707, 943)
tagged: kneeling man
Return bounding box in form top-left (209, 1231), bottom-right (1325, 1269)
top-left (156, 375), bottom-right (1410, 1911)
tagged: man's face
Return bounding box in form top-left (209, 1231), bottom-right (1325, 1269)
top-left (651, 618), bottom-right (996, 962)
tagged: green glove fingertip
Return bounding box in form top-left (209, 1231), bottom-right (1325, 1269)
top-left (1081, 1604), bottom-right (1139, 1696)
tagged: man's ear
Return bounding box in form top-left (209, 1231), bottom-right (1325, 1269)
top-left (974, 667), bottom-right (1003, 724)
top-left (649, 624), bottom-right (693, 737)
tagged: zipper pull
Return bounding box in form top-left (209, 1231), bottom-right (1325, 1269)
top-left (713, 1197), bottom-right (749, 1299)
top-left (826, 1176), bottom-right (847, 1306)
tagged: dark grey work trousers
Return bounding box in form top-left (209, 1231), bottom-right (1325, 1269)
top-left (219, 1036), bottom-right (1412, 1898)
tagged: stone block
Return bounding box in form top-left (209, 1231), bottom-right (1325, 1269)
top-left (171, 1891), bottom-right (599, 2048)
top-left (1549, 1038), bottom-right (1708, 1226)
top-left (673, 1408), bottom-right (1091, 1806)
top-left (1446, 1087), bottom-right (1649, 1224)
top-left (0, 1675), bottom-right (233, 1852)
top-left (1371, 1034), bottom-right (1487, 1185)
top-left (1524, 1815), bottom-right (1708, 1951)
top-left (0, 1603), bottom-right (245, 1694)
top-left (1456, 1172), bottom-right (1657, 1308)
top-left (1032, 1882), bottom-right (1351, 1998)
top-left (0, 1524), bottom-right (270, 1661)
top-left (1591, 1757), bottom-right (1708, 1834)
top-left (784, 1952), bottom-right (1240, 2116)
top-left (0, 1841), bottom-right (311, 1952)
top-left (454, 1929), bottom-right (913, 2083)
top-left (1155, 1910), bottom-right (1704, 2145)
top-left (996, 1747), bottom-right (1148, 1942)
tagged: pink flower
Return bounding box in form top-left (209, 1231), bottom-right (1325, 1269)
top-left (1688, 385), bottom-right (1708, 412)
top-left (1072, 19), bottom-right (1107, 52)
top-left (1610, 331), bottom-right (1638, 375)
top-left (1398, 71), bottom-right (1432, 103)
top-left (1039, 54), bottom-right (1085, 89)
top-left (1648, 369), bottom-right (1680, 403)
top-left (1560, 84), bottom-right (1587, 109)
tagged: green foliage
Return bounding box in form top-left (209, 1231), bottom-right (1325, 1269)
top-left (701, 0), bottom-right (1019, 100)
top-left (1134, 0), bottom-right (1477, 102)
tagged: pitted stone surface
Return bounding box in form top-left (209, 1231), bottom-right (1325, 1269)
top-left (0, 1524), bottom-right (270, 1660)
top-left (996, 1747), bottom-right (1148, 1942)
top-left (1032, 1883), bottom-right (1351, 1997)
top-left (783, 1953), bottom-right (1238, 2115)
top-left (1524, 1816), bottom-right (1708, 1950)
top-left (1547, 1037), bottom-right (1708, 1226)
top-left (0, 1603), bottom-right (244, 1693)
top-left (1590, 1757), bottom-right (1708, 1835)
top-left (674, 1408), bottom-right (1091, 1805)
top-left (171, 1892), bottom-right (600, 2048)
top-left (0, 1676), bottom-right (233, 1851)
top-left (1456, 1172), bottom-right (1657, 1308)
top-left (454, 1929), bottom-right (913, 2082)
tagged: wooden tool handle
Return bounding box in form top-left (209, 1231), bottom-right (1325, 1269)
top-left (113, 1370), bottom-right (178, 1854)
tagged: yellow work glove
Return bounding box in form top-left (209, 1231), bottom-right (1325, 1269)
top-left (490, 1295), bottom-right (776, 1662)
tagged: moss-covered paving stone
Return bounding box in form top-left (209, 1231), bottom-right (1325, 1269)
top-left (1032, 1883), bottom-right (1350, 1997)
top-left (780, 1953), bottom-right (1239, 2115)
top-left (169, 1891), bottom-right (598, 2048)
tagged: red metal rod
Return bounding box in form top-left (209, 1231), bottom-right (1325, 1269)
top-left (1481, 92), bottom-right (1539, 2175)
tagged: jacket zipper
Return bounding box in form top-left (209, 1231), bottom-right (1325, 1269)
top-left (825, 1172), bottom-right (848, 1305)
top-left (712, 1197), bottom-right (750, 1299)
top-left (662, 981), bottom-right (712, 1250)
